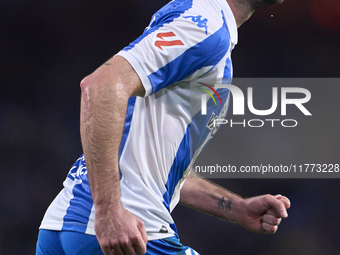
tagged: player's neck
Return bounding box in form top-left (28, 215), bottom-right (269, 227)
top-left (226, 0), bottom-right (255, 28)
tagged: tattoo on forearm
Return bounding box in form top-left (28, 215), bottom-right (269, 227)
top-left (104, 63), bottom-right (111, 66)
top-left (218, 196), bottom-right (232, 212)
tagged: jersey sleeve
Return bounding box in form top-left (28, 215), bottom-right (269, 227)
top-left (117, 0), bottom-right (231, 97)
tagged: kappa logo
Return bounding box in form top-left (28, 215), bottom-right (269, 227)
top-left (183, 15), bottom-right (208, 34)
top-left (154, 32), bottom-right (184, 50)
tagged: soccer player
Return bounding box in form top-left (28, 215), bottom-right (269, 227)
top-left (36, 0), bottom-right (290, 254)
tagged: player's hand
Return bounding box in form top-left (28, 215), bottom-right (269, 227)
top-left (95, 206), bottom-right (148, 255)
top-left (238, 194), bottom-right (291, 234)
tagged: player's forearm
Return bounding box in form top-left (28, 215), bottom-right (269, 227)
top-left (80, 73), bottom-right (128, 213)
top-left (180, 172), bottom-right (246, 224)
top-left (80, 56), bottom-right (144, 217)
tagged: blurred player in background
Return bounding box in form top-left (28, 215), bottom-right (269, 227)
top-left (36, 0), bottom-right (290, 254)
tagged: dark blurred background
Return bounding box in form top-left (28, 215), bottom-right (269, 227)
top-left (1, 0), bottom-right (340, 254)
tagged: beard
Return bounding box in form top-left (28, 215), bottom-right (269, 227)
top-left (246, 0), bottom-right (284, 10)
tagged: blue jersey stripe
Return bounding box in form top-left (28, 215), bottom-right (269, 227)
top-left (62, 156), bottom-right (93, 232)
top-left (169, 223), bottom-right (178, 237)
top-left (119, 97), bottom-right (136, 157)
top-left (148, 22), bottom-right (230, 95)
top-left (188, 90), bottom-right (229, 168)
top-left (162, 86), bottom-right (231, 214)
top-left (62, 181), bottom-right (93, 232)
top-left (162, 125), bottom-right (191, 213)
top-left (223, 57), bottom-right (232, 83)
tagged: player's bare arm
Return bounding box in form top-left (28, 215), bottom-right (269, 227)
top-left (80, 55), bottom-right (147, 255)
top-left (180, 171), bottom-right (290, 234)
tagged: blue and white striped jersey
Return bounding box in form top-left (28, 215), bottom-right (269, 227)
top-left (40, 0), bottom-right (238, 241)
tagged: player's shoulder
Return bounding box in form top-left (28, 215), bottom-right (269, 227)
top-left (149, 0), bottom-right (226, 31)
top-left (145, 0), bottom-right (231, 53)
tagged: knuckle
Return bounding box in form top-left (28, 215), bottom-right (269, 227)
top-left (136, 244), bottom-right (147, 255)
top-left (99, 239), bottom-right (110, 248)
top-left (263, 222), bottom-right (277, 234)
top-left (111, 240), bottom-right (119, 248)
top-left (119, 236), bottom-right (129, 247)
top-left (130, 233), bottom-right (140, 243)
top-left (263, 194), bottom-right (271, 203)
top-left (270, 225), bottom-right (278, 233)
top-left (265, 194), bottom-right (273, 200)
top-left (138, 219), bottom-right (145, 228)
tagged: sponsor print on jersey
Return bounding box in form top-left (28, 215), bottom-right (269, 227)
top-left (154, 31), bottom-right (185, 50)
top-left (66, 155), bottom-right (87, 181)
